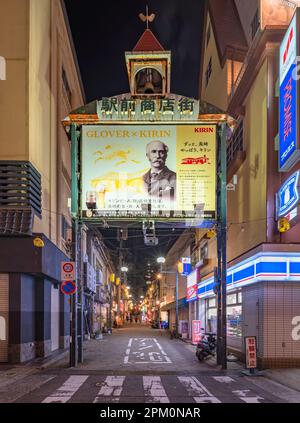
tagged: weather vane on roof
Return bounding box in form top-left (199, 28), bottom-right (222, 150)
top-left (139, 5), bottom-right (155, 29)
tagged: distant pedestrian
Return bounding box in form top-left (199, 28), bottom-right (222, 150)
top-left (135, 316), bottom-right (138, 323)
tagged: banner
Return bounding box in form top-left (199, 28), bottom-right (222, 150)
top-left (81, 124), bottom-right (216, 222)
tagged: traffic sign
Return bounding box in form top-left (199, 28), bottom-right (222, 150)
top-left (61, 280), bottom-right (76, 295)
top-left (61, 261), bottom-right (76, 281)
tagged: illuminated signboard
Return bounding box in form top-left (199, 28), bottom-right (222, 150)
top-left (81, 124), bottom-right (216, 224)
top-left (186, 268), bottom-right (200, 302)
top-left (276, 170), bottom-right (300, 218)
top-left (279, 9), bottom-right (300, 171)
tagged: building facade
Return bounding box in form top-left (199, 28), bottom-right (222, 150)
top-left (196, 0), bottom-right (300, 368)
top-left (0, 0), bottom-right (84, 363)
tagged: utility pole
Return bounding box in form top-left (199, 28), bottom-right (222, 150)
top-left (175, 269), bottom-right (179, 337)
top-left (70, 123), bottom-right (78, 367)
top-left (217, 123), bottom-right (228, 370)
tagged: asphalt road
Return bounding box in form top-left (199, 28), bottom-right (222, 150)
top-left (1, 324), bottom-right (294, 403)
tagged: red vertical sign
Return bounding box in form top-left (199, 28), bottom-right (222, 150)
top-left (192, 320), bottom-right (202, 345)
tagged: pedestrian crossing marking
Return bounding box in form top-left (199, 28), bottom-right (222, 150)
top-left (42, 375), bottom-right (88, 403)
top-left (143, 376), bottom-right (170, 403)
top-left (93, 376), bottom-right (125, 403)
top-left (36, 374), bottom-right (272, 404)
top-left (178, 376), bottom-right (221, 403)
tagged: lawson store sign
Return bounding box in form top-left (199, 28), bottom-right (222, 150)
top-left (198, 252), bottom-right (300, 299)
top-left (276, 170), bottom-right (300, 218)
top-left (279, 9), bottom-right (300, 172)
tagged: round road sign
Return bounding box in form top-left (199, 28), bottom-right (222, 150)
top-left (63, 262), bottom-right (74, 273)
top-left (61, 280), bottom-right (76, 295)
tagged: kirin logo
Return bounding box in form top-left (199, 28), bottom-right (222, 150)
top-left (283, 27), bottom-right (294, 65)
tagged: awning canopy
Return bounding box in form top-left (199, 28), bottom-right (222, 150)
top-left (160, 298), bottom-right (187, 312)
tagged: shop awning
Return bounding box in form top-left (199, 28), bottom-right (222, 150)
top-left (160, 298), bottom-right (187, 312)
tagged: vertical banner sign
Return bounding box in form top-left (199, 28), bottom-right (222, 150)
top-left (279, 9), bottom-right (300, 171)
top-left (192, 320), bottom-right (202, 345)
top-left (245, 336), bottom-right (257, 369)
top-left (186, 268), bottom-right (199, 302)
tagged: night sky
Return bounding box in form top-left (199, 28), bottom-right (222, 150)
top-left (64, 0), bottom-right (204, 102)
top-left (64, 0), bottom-right (204, 295)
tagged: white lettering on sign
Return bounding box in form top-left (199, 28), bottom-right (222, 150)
top-left (292, 316), bottom-right (300, 341)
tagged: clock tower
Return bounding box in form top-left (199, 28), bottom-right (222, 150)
top-left (125, 11), bottom-right (171, 98)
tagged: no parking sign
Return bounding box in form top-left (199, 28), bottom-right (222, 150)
top-left (61, 280), bottom-right (76, 295)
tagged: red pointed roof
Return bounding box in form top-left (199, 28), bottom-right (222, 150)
top-left (133, 29), bottom-right (165, 52)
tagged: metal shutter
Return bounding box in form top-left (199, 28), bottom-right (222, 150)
top-left (0, 274), bottom-right (9, 362)
top-left (51, 285), bottom-right (60, 351)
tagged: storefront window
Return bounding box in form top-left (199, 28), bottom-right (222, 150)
top-left (205, 290), bottom-right (242, 341)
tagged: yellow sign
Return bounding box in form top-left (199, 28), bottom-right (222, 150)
top-left (109, 273), bottom-right (115, 283)
top-left (33, 237), bottom-right (44, 248)
top-left (81, 124), bottom-right (216, 223)
top-left (115, 277), bottom-right (120, 286)
top-left (278, 217), bottom-right (290, 233)
top-left (177, 262), bottom-right (184, 274)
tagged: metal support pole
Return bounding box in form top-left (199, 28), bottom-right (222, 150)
top-left (175, 270), bottom-right (179, 337)
top-left (220, 123), bottom-right (227, 370)
top-left (77, 223), bottom-right (83, 363)
top-left (70, 124), bottom-right (78, 367)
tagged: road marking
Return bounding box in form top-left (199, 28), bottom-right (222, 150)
top-left (232, 389), bottom-right (264, 403)
top-left (153, 338), bottom-right (172, 363)
top-left (42, 375), bottom-right (88, 403)
top-left (143, 376), bottom-right (170, 403)
top-left (124, 338), bottom-right (172, 364)
top-left (124, 339), bottom-right (133, 363)
top-left (93, 376), bottom-right (125, 403)
top-left (178, 376), bottom-right (221, 403)
top-left (213, 376), bottom-right (235, 384)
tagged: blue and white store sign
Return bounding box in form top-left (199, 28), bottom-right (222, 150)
top-left (279, 10), bottom-right (300, 172)
top-left (198, 252), bottom-right (300, 299)
top-left (276, 170), bottom-right (300, 218)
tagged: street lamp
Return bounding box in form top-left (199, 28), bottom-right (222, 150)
top-left (157, 257), bottom-right (166, 264)
top-left (121, 266), bottom-right (128, 272)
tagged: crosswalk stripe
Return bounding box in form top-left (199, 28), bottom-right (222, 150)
top-left (178, 376), bottom-right (221, 403)
top-left (42, 375), bottom-right (88, 403)
top-left (143, 376), bottom-right (170, 403)
top-left (93, 376), bottom-right (125, 403)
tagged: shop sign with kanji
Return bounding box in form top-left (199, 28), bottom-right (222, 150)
top-left (97, 95), bottom-right (199, 121)
top-left (245, 336), bottom-right (257, 369)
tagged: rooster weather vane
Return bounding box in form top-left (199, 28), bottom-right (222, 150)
top-left (139, 5), bottom-right (156, 29)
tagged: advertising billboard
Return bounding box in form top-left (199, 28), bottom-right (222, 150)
top-left (279, 9), bottom-right (300, 171)
top-left (81, 124), bottom-right (216, 222)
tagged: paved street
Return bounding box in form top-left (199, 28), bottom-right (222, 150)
top-left (1, 324), bottom-right (297, 404)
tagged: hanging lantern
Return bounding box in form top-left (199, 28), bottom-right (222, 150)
top-left (109, 273), bottom-right (115, 283)
top-left (115, 277), bottom-right (120, 286)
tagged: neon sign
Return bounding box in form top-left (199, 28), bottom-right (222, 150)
top-left (279, 10), bottom-right (300, 171)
